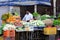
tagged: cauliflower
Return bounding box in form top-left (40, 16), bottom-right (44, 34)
top-left (3, 24), bottom-right (16, 31)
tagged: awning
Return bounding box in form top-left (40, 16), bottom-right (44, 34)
top-left (0, 0), bottom-right (51, 6)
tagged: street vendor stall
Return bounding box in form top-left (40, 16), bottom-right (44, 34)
top-left (0, 0), bottom-right (55, 40)
top-left (1, 13), bottom-right (60, 40)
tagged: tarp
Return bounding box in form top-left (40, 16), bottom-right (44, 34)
top-left (0, 0), bottom-right (51, 6)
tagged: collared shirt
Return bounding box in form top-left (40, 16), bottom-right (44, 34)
top-left (23, 13), bottom-right (33, 21)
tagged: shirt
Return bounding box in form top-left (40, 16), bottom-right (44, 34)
top-left (22, 13), bottom-right (33, 21)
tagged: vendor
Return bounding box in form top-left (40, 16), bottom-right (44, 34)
top-left (22, 11), bottom-right (33, 22)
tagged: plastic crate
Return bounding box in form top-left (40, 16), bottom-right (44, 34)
top-left (44, 27), bottom-right (57, 35)
top-left (34, 27), bottom-right (44, 30)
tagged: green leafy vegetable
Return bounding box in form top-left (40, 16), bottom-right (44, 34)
top-left (1, 13), bottom-right (12, 21)
top-left (41, 14), bottom-right (50, 20)
top-left (33, 12), bottom-right (40, 20)
top-left (33, 12), bottom-right (40, 17)
top-left (53, 20), bottom-right (60, 26)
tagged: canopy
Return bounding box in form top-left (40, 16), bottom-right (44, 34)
top-left (0, 0), bottom-right (51, 6)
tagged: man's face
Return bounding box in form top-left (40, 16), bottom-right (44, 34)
top-left (26, 11), bottom-right (29, 14)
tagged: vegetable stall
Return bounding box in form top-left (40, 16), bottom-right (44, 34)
top-left (0, 12), bottom-right (59, 40)
top-left (0, 0), bottom-right (59, 40)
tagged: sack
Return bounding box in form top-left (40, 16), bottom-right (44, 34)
top-left (3, 30), bottom-right (10, 37)
top-left (10, 30), bottom-right (15, 37)
top-left (3, 30), bottom-right (15, 37)
top-left (44, 27), bottom-right (57, 35)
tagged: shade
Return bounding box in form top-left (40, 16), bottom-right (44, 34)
top-left (0, 0), bottom-right (51, 6)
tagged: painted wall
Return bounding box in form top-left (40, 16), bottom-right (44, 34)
top-left (0, 6), bottom-right (9, 26)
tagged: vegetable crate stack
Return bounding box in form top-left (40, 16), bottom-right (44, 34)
top-left (44, 27), bottom-right (57, 35)
top-left (44, 27), bottom-right (57, 40)
top-left (3, 24), bottom-right (16, 40)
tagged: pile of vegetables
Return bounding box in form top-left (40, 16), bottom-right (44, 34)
top-left (3, 24), bottom-right (16, 31)
top-left (22, 20), bottom-right (45, 27)
top-left (33, 12), bottom-right (40, 17)
top-left (50, 16), bottom-right (55, 19)
top-left (41, 14), bottom-right (51, 20)
top-left (6, 16), bottom-right (21, 23)
top-left (1, 12), bottom-right (21, 24)
top-left (30, 20), bottom-right (45, 27)
top-left (16, 26), bottom-right (25, 31)
top-left (1, 13), bottom-right (12, 21)
top-left (2, 12), bottom-right (60, 31)
top-left (53, 20), bottom-right (60, 26)
top-left (33, 12), bottom-right (40, 20)
top-left (1, 13), bottom-right (12, 24)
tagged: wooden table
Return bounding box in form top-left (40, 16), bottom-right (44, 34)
top-left (15, 30), bottom-right (46, 40)
top-left (15, 29), bottom-right (60, 40)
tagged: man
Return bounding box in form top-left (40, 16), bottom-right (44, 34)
top-left (22, 11), bottom-right (33, 22)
